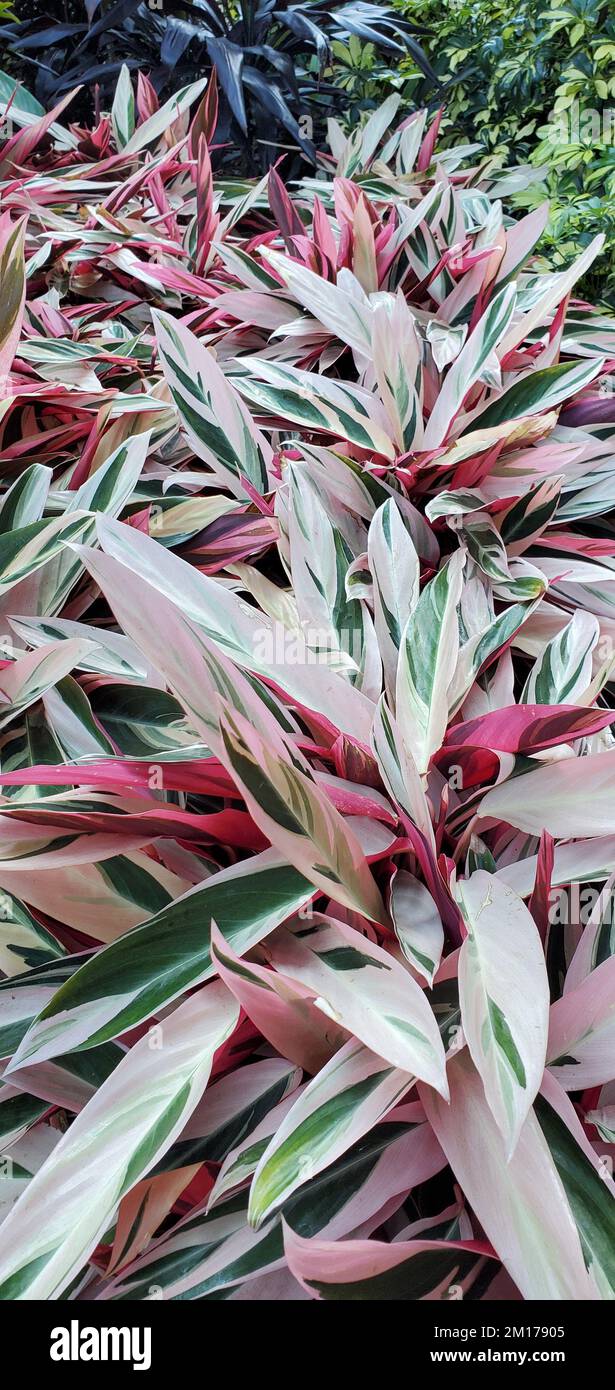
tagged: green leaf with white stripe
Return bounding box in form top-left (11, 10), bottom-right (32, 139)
top-left (154, 1057), bottom-right (302, 1174)
top-left (0, 465), bottom-right (50, 532)
top-left (39, 433), bottom-right (149, 615)
top-left (458, 871), bottom-right (549, 1158)
top-left (89, 683), bottom-right (194, 756)
top-left (235, 357), bottom-right (396, 460)
top-left (0, 513), bottom-right (93, 598)
top-left (9, 615), bottom-right (150, 683)
top-left (102, 1106), bottom-right (431, 1299)
top-left (111, 65), bottom-right (135, 150)
top-left (448, 592), bottom-right (544, 716)
top-left (248, 1039), bottom-right (413, 1228)
top-left (470, 358), bottom-right (604, 433)
top-left (565, 875), bottom-right (615, 992)
top-left (371, 294), bottom-right (424, 451)
top-left (521, 611), bottom-right (599, 705)
top-left (421, 1050), bottom-right (598, 1299)
top-left (154, 310), bottom-right (272, 498)
top-left (288, 462), bottom-right (365, 677)
top-left (0, 216), bottom-right (26, 379)
top-left (423, 284), bottom-right (517, 448)
top-left (0, 1083), bottom-right (49, 1149)
top-left (0, 640), bottom-right (94, 731)
top-left (9, 852), bottom-right (314, 1066)
top-left (207, 1081), bottom-right (308, 1211)
top-left (370, 695), bottom-right (434, 844)
top-left (499, 476), bottom-right (561, 551)
top-left (43, 677), bottom-right (115, 758)
top-left (0, 958), bottom-right (84, 1060)
top-left (396, 550), bottom-right (465, 774)
top-left (463, 513), bottom-right (546, 600)
top-left (121, 78), bottom-right (207, 155)
top-left (6, 1037), bottom-right (124, 1116)
top-left (368, 499), bottom-right (420, 701)
top-left (497, 234), bottom-right (604, 358)
top-left (535, 1087), bottom-right (615, 1299)
top-left (0, 891), bottom-right (64, 977)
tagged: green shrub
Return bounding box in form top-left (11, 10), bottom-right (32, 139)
top-left (394, 0), bottom-right (615, 305)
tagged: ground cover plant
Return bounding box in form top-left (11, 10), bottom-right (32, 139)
top-left (0, 71), bottom-right (613, 1301)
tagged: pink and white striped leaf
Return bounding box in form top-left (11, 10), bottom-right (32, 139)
top-left (390, 869), bottom-right (444, 986)
top-left (367, 499), bottom-right (420, 700)
top-left (216, 702), bottom-right (387, 924)
top-left (210, 920), bottom-right (344, 1074)
top-left (282, 1223), bottom-right (491, 1300)
top-left (0, 215), bottom-right (27, 380)
top-left (264, 913), bottom-right (448, 1090)
top-left (480, 749), bottom-right (615, 837)
top-left (547, 955), bottom-right (615, 1089)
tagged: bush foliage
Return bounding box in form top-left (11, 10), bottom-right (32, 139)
top-left (395, 0), bottom-right (615, 305)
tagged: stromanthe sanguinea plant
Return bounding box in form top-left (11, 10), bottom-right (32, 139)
top-left (0, 71), bottom-right (612, 1302)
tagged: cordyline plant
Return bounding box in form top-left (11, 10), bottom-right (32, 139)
top-left (0, 71), bottom-right (613, 1303)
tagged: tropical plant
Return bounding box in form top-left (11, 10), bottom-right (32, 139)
top-left (394, 0), bottom-right (615, 305)
top-left (0, 0), bottom-right (439, 170)
top-left (0, 73), bottom-right (613, 1301)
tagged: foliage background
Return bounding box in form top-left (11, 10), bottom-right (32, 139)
top-left (393, 0), bottom-right (615, 305)
top-left (1, 1), bottom-right (439, 174)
